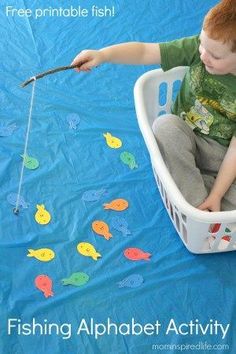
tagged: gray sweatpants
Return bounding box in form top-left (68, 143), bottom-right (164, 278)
top-left (152, 114), bottom-right (236, 211)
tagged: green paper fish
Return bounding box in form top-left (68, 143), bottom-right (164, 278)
top-left (61, 272), bottom-right (89, 287)
top-left (225, 228), bottom-right (231, 233)
top-left (21, 154), bottom-right (39, 170)
top-left (120, 151), bottom-right (138, 169)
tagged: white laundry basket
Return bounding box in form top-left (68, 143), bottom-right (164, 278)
top-left (134, 67), bottom-right (236, 254)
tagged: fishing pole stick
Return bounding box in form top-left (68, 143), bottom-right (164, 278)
top-left (21, 62), bottom-right (86, 88)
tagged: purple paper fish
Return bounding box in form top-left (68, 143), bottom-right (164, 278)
top-left (0, 123), bottom-right (17, 137)
top-left (118, 274), bottom-right (144, 288)
top-left (82, 189), bottom-right (107, 202)
top-left (111, 216), bottom-right (131, 236)
top-left (66, 113), bottom-right (80, 130)
top-left (7, 193), bottom-right (29, 209)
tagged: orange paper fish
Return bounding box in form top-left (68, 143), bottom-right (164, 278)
top-left (103, 198), bottom-right (129, 211)
top-left (92, 220), bottom-right (112, 240)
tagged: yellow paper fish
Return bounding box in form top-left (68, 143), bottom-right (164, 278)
top-left (27, 248), bottom-right (55, 262)
top-left (103, 132), bottom-right (122, 149)
top-left (35, 204), bottom-right (51, 225)
top-left (77, 242), bottom-right (101, 261)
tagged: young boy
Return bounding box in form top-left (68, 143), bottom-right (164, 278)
top-left (71, 0), bottom-right (236, 212)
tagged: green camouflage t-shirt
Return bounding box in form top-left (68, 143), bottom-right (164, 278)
top-left (159, 35), bottom-right (236, 146)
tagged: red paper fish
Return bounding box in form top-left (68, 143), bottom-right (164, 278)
top-left (208, 223), bottom-right (221, 233)
top-left (221, 235), bottom-right (231, 242)
top-left (218, 235), bottom-right (231, 251)
top-left (35, 274), bottom-right (54, 298)
top-left (124, 247), bottom-right (151, 261)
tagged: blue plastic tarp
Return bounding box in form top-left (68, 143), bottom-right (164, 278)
top-left (0, 1), bottom-right (235, 353)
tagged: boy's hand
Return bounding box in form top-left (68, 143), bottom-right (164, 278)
top-left (197, 194), bottom-right (221, 212)
top-left (71, 50), bottom-right (104, 72)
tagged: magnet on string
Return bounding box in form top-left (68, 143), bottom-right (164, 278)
top-left (13, 207), bottom-right (20, 215)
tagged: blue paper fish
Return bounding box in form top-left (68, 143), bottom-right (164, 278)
top-left (66, 113), bottom-right (81, 130)
top-left (82, 189), bottom-right (107, 202)
top-left (0, 123), bottom-right (17, 137)
top-left (118, 274), bottom-right (144, 288)
top-left (7, 193), bottom-right (29, 209)
top-left (111, 216), bottom-right (131, 236)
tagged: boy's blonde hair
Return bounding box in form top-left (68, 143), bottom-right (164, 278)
top-left (203, 0), bottom-right (236, 52)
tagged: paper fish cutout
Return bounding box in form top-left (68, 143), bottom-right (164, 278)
top-left (103, 132), bottom-right (122, 149)
top-left (118, 274), bottom-right (144, 288)
top-left (27, 248), bottom-right (55, 262)
top-left (0, 123), bottom-right (17, 137)
top-left (7, 193), bottom-right (29, 209)
top-left (202, 235), bottom-right (216, 251)
top-left (120, 151), bottom-right (138, 169)
top-left (82, 189), bottom-right (107, 202)
top-left (208, 223), bottom-right (221, 234)
top-left (77, 242), bottom-right (101, 261)
top-left (92, 220), bottom-right (112, 240)
top-left (103, 198), bottom-right (129, 211)
top-left (21, 154), bottom-right (39, 170)
top-left (226, 223), bottom-right (236, 233)
top-left (35, 274), bottom-right (54, 298)
top-left (208, 235), bottom-right (216, 249)
top-left (218, 236), bottom-right (231, 251)
top-left (66, 113), bottom-right (81, 130)
top-left (61, 272), bottom-right (89, 286)
top-left (35, 204), bottom-right (51, 225)
top-left (124, 247), bottom-right (151, 261)
top-left (111, 216), bottom-right (131, 236)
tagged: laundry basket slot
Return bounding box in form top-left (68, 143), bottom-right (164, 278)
top-left (153, 163), bottom-right (188, 245)
top-left (134, 67), bottom-right (236, 254)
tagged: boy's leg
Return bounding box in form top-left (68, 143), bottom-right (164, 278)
top-left (152, 114), bottom-right (208, 207)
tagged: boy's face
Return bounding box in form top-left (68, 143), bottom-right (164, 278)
top-left (199, 30), bottom-right (236, 75)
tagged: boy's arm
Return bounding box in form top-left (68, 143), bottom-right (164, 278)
top-left (99, 42), bottom-right (161, 65)
top-left (198, 136), bottom-right (236, 211)
top-left (71, 43), bottom-right (161, 71)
